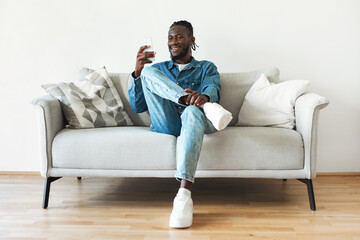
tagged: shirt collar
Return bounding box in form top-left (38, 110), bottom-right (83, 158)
top-left (168, 56), bottom-right (201, 70)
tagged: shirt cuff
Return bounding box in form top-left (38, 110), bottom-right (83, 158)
top-left (130, 71), bottom-right (142, 92)
top-left (202, 87), bottom-right (218, 103)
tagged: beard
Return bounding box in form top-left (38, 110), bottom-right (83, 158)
top-left (170, 44), bottom-right (190, 61)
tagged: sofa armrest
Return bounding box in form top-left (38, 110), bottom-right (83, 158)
top-left (295, 93), bottom-right (329, 179)
top-left (30, 94), bottom-right (66, 177)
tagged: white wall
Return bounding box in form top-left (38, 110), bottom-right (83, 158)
top-left (0, 0), bottom-right (359, 172)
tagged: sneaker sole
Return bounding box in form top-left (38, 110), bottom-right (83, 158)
top-left (169, 217), bottom-right (192, 228)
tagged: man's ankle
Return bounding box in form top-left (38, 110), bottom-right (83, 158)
top-left (180, 179), bottom-right (192, 191)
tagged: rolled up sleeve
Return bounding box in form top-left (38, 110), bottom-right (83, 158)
top-left (128, 72), bottom-right (148, 113)
top-left (201, 64), bottom-right (221, 103)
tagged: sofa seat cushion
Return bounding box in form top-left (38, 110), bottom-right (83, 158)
top-left (197, 127), bottom-right (304, 170)
top-left (52, 127), bottom-right (176, 170)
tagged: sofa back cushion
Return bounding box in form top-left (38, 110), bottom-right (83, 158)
top-left (81, 66), bottom-right (280, 127)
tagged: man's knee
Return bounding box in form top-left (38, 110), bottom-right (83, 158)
top-left (181, 105), bottom-right (205, 124)
top-left (141, 66), bottom-right (158, 78)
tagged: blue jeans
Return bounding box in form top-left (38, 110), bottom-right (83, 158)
top-left (140, 67), bottom-right (217, 183)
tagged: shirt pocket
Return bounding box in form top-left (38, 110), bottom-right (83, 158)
top-left (185, 78), bottom-right (202, 89)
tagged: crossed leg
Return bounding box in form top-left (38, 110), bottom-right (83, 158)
top-left (140, 66), bottom-right (217, 228)
top-left (140, 66), bottom-right (217, 182)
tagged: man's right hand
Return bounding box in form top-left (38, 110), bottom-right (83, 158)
top-left (134, 45), bottom-right (156, 78)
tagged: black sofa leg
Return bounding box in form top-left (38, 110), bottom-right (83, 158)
top-left (77, 177), bottom-right (82, 180)
top-left (43, 177), bottom-right (62, 209)
top-left (297, 179), bottom-right (316, 211)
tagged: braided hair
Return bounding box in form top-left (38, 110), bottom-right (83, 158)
top-left (170, 20), bottom-right (199, 51)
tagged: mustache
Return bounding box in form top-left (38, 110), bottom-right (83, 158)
top-left (169, 44), bottom-right (190, 60)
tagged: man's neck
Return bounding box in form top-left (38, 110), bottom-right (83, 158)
top-left (174, 55), bottom-right (192, 64)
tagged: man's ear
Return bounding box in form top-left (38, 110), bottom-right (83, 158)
top-left (191, 36), bottom-right (195, 45)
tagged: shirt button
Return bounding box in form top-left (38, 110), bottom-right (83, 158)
top-left (191, 82), bottom-right (194, 85)
top-left (176, 82), bottom-right (179, 85)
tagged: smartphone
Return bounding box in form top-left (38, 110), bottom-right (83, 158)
top-left (141, 37), bottom-right (155, 62)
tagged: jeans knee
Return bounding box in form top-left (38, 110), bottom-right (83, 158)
top-left (141, 66), bottom-right (157, 78)
top-left (181, 105), bottom-right (205, 124)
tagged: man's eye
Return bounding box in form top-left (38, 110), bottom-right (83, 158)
top-left (176, 36), bottom-right (183, 40)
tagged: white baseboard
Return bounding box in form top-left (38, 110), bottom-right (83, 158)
top-left (1, 171), bottom-right (359, 176)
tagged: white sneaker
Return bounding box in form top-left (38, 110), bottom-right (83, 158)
top-left (201, 102), bottom-right (233, 131)
top-left (169, 188), bottom-right (193, 228)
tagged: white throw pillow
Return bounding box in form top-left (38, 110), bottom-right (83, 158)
top-left (237, 74), bottom-right (309, 129)
top-left (42, 67), bottom-right (133, 129)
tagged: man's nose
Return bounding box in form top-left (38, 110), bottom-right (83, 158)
top-left (169, 38), bottom-right (178, 45)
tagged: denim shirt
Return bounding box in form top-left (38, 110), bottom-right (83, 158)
top-left (128, 57), bottom-right (221, 113)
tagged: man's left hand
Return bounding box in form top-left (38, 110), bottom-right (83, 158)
top-left (184, 89), bottom-right (209, 106)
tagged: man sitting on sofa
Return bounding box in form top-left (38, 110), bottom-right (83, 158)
top-left (128, 20), bottom-right (229, 228)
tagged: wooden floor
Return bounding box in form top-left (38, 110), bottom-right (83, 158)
top-left (0, 175), bottom-right (360, 240)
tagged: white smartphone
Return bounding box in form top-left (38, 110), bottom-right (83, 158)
top-left (141, 37), bottom-right (155, 62)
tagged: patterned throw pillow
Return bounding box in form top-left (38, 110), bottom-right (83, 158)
top-left (41, 67), bottom-right (133, 128)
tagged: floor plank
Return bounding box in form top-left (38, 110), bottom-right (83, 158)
top-left (0, 175), bottom-right (359, 240)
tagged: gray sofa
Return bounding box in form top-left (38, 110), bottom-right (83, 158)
top-left (31, 66), bottom-right (329, 210)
